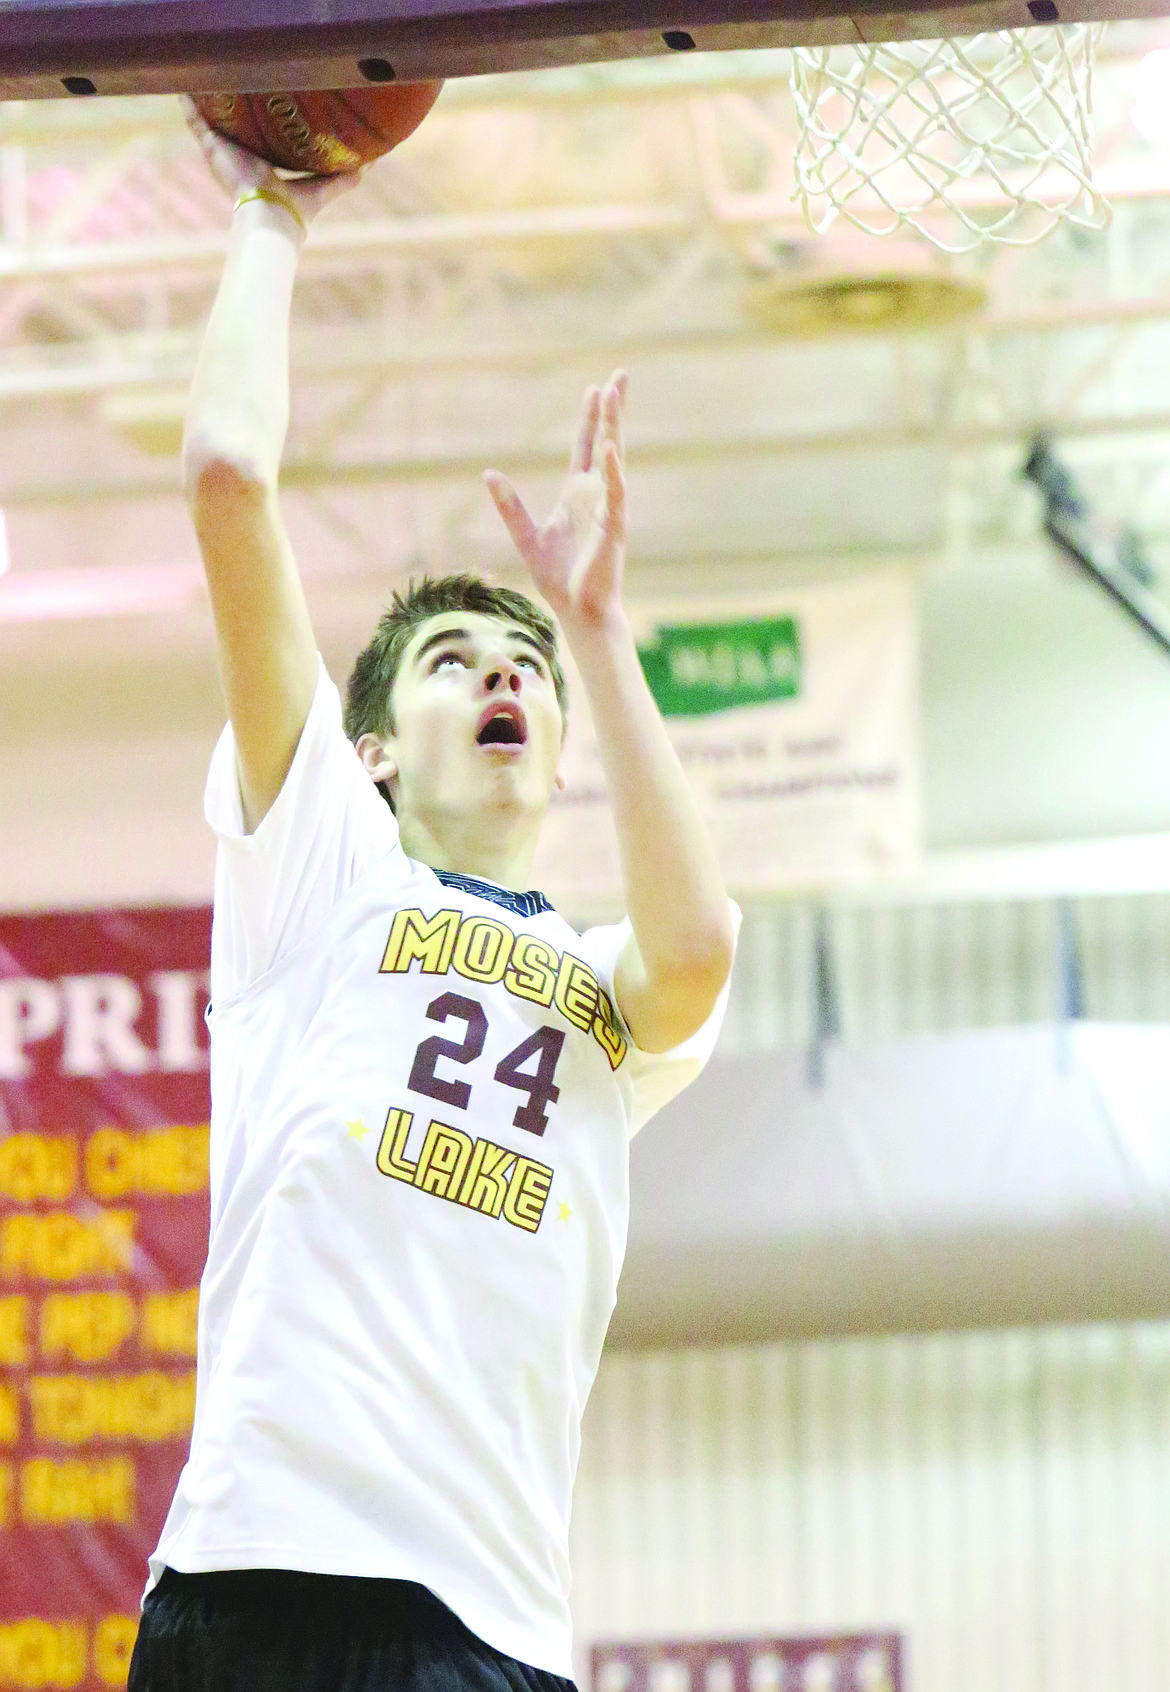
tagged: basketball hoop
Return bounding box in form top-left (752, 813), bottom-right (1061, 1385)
top-left (790, 26), bottom-right (1110, 252)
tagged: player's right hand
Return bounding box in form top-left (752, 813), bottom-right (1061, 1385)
top-left (484, 371), bottom-right (629, 634)
top-left (179, 96), bottom-right (365, 232)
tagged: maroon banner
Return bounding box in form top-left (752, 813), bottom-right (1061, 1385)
top-left (0, 907), bottom-right (212, 1692)
top-left (592, 1635), bottom-right (904, 1692)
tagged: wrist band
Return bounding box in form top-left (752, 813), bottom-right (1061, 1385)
top-left (233, 186), bottom-right (308, 240)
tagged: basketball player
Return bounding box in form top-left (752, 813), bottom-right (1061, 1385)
top-left (129, 109), bottom-right (737, 1692)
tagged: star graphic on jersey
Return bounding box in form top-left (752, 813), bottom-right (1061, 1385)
top-left (345, 1117), bottom-right (371, 1142)
top-left (557, 1201), bottom-right (572, 1224)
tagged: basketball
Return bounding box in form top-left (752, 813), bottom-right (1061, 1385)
top-left (192, 82), bottom-right (444, 175)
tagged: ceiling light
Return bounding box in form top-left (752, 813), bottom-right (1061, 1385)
top-left (0, 562), bottom-right (204, 623)
top-left (99, 386), bottom-right (189, 457)
top-left (1133, 48), bottom-right (1170, 148)
top-left (742, 238), bottom-right (987, 339)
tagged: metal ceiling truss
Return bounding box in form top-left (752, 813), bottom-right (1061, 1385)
top-left (4, 33), bottom-right (1170, 567)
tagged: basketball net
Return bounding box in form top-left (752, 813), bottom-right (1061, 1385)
top-left (790, 25), bottom-right (1110, 252)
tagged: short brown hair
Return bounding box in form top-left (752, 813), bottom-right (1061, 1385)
top-left (344, 574), bottom-right (568, 809)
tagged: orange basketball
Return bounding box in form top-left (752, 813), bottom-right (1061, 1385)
top-left (193, 81), bottom-right (444, 175)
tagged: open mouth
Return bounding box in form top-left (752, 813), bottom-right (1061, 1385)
top-left (476, 704), bottom-right (527, 747)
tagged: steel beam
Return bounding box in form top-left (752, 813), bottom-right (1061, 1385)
top-left (10, 287), bottom-right (1170, 402)
top-left (8, 407), bottom-right (1170, 509)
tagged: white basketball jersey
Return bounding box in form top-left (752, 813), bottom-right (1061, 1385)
top-left (148, 660), bottom-right (735, 1675)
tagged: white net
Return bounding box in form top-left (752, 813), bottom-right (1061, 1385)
top-left (790, 26), bottom-right (1110, 252)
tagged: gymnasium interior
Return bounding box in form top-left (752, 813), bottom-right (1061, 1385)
top-left (2, 19), bottom-right (1170, 1692)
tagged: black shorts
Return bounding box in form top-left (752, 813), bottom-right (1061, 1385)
top-left (129, 1568), bottom-right (579, 1692)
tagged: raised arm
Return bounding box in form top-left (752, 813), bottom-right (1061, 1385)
top-left (484, 374), bottom-right (736, 1052)
top-left (182, 104), bottom-right (361, 831)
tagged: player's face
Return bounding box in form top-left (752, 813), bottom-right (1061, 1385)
top-left (384, 611), bottom-right (566, 829)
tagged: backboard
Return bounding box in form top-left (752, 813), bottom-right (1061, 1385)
top-left (0, 0), bottom-right (1164, 101)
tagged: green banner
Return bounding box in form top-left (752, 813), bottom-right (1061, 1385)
top-left (637, 616), bottom-right (801, 717)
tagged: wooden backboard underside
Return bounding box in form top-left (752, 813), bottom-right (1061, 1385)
top-left (0, 0), bottom-right (1166, 100)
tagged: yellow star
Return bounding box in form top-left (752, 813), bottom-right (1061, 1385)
top-left (557, 1201), bottom-right (572, 1224)
top-left (345, 1117), bottom-right (371, 1142)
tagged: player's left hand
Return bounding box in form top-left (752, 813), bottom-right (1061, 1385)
top-left (483, 371), bottom-right (628, 629)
